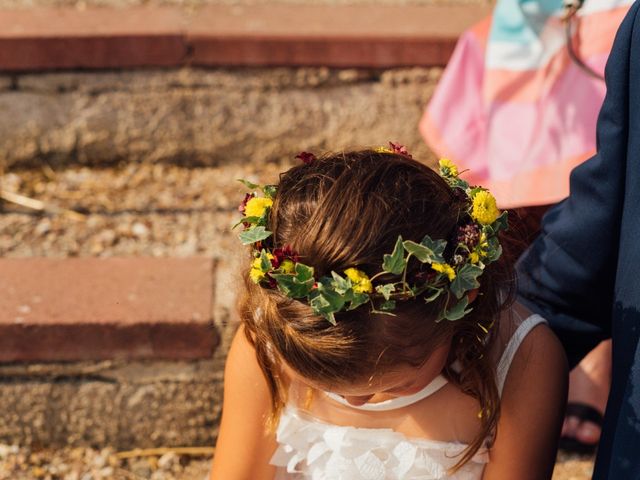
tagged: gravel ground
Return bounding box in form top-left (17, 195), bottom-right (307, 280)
top-left (0, 162), bottom-right (594, 479)
top-left (0, 445), bottom-right (212, 480)
top-left (0, 444), bottom-right (594, 479)
top-left (0, 162), bottom-right (286, 259)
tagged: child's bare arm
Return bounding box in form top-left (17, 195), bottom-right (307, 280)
top-left (210, 325), bottom-right (278, 480)
top-left (483, 324), bottom-right (568, 480)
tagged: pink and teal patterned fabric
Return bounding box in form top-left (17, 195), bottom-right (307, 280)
top-left (420, 0), bottom-right (633, 208)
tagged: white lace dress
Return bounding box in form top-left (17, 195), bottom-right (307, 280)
top-left (270, 314), bottom-right (547, 480)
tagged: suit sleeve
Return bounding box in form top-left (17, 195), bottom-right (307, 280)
top-left (516, 0), bottom-right (639, 368)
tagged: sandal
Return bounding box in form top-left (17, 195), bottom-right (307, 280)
top-left (559, 402), bottom-right (604, 455)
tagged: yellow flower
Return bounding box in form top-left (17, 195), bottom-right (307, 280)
top-left (374, 146), bottom-right (394, 154)
top-left (438, 158), bottom-right (458, 177)
top-left (431, 262), bottom-right (456, 281)
top-left (344, 267), bottom-right (373, 294)
top-left (475, 232), bottom-right (490, 259)
top-left (471, 190), bottom-right (500, 225)
top-left (249, 253), bottom-right (273, 283)
top-left (279, 259), bottom-right (295, 274)
top-left (244, 197), bottom-right (273, 218)
top-left (469, 252), bottom-right (480, 264)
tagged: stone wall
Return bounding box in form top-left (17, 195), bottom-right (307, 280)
top-left (1, 67), bottom-right (441, 170)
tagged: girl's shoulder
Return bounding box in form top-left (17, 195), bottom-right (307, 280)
top-left (496, 302), bottom-right (567, 394)
top-left (210, 324), bottom-right (278, 480)
top-left (490, 302), bottom-right (555, 368)
top-left (481, 304), bottom-right (568, 479)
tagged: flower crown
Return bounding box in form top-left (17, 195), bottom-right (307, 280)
top-left (236, 145), bottom-right (508, 325)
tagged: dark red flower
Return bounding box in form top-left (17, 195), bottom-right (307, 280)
top-left (238, 192), bottom-right (255, 214)
top-left (271, 244), bottom-right (300, 268)
top-left (296, 152), bottom-right (316, 164)
top-left (389, 142), bottom-right (412, 158)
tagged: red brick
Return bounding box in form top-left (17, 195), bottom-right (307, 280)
top-left (188, 36), bottom-right (456, 68)
top-left (187, 4), bottom-right (489, 67)
top-left (0, 7), bottom-right (187, 71)
top-left (0, 257), bottom-right (216, 362)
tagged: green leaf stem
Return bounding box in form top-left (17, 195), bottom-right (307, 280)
top-left (237, 179), bottom-right (259, 190)
top-left (232, 216), bottom-right (261, 230)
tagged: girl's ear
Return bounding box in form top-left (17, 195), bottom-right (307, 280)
top-left (467, 288), bottom-right (480, 304)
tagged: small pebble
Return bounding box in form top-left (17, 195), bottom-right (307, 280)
top-left (131, 222), bottom-right (150, 239)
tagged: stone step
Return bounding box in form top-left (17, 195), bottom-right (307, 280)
top-left (0, 4), bottom-right (490, 71)
top-left (0, 257), bottom-right (217, 362)
top-left (0, 358), bottom-right (222, 449)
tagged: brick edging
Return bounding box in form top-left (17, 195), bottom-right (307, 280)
top-left (0, 257), bottom-right (216, 362)
top-left (0, 5), bottom-right (490, 72)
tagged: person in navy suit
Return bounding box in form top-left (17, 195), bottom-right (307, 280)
top-left (517, 1), bottom-right (640, 477)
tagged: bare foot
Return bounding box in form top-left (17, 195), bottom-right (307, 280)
top-left (562, 340), bottom-right (611, 449)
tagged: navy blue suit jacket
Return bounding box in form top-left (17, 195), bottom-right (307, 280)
top-left (517, 1), bottom-right (640, 477)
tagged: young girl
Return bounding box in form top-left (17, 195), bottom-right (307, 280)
top-left (210, 147), bottom-right (567, 479)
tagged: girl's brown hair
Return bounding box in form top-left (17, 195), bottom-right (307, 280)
top-left (240, 150), bottom-right (516, 470)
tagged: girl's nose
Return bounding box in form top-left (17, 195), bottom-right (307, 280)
top-left (343, 394), bottom-right (374, 406)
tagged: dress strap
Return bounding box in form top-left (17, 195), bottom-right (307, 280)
top-left (323, 374), bottom-right (448, 411)
top-left (496, 314), bottom-right (547, 396)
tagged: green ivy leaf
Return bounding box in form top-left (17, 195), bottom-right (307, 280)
top-left (309, 284), bottom-right (346, 324)
top-left (330, 271), bottom-right (352, 295)
top-left (238, 226), bottom-right (273, 245)
top-left (419, 235), bottom-right (446, 263)
top-left (491, 211), bottom-right (509, 233)
top-left (375, 283), bottom-right (396, 300)
top-left (237, 179), bottom-right (259, 190)
top-left (262, 185), bottom-right (278, 199)
top-left (324, 312), bottom-right (337, 325)
top-left (380, 299), bottom-right (396, 311)
top-left (450, 264), bottom-right (483, 299)
top-left (403, 238), bottom-right (444, 264)
top-left (347, 292), bottom-right (370, 311)
top-left (450, 178), bottom-right (469, 190)
top-left (484, 236), bottom-right (503, 263)
top-left (441, 296), bottom-right (472, 321)
top-left (294, 263), bottom-right (315, 282)
top-left (382, 236), bottom-right (405, 275)
top-left (270, 275), bottom-right (310, 298)
top-left (259, 249), bottom-right (272, 272)
top-left (271, 269), bottom-right (315, 299)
